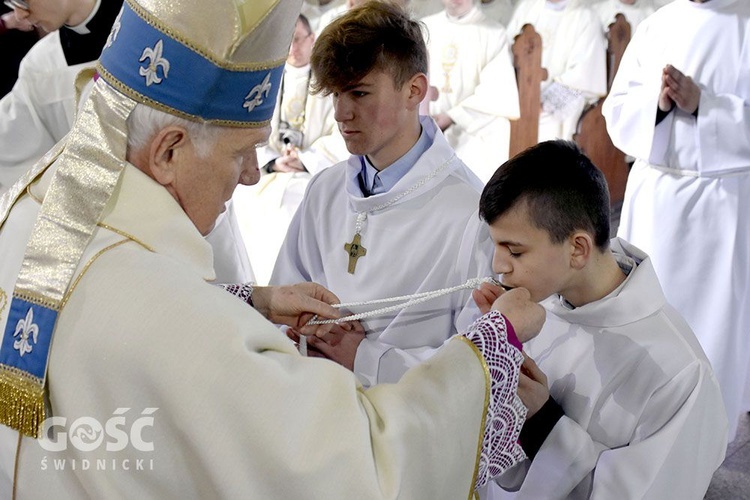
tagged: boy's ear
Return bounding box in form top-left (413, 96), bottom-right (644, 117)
top-left (147, 126), bottom-right (190, 186)
top-left (569, 231), bottom-right (594, 270)
top-left (406, 72), bottom-right (429, 109)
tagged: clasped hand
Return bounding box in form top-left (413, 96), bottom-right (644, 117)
top-left (273, 145), bottom-right (306, 173)
top-left (289, 320), bottom-right (366, 371)
top-left (473, 282), bottom-right (549, 418)
top-left (659, 64), bottom-right (701, 115)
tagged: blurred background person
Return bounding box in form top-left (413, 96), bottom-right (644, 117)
top-left (233, 14), bottom-right (347, 285)
top-left (506, 0), bottom-right (607, 141)
top-left (0, 0), bottom-right (123, 193)
top-left (588, 0), bottom-right (655, 33)
top-left (421, 0), bottom-right (520, 182)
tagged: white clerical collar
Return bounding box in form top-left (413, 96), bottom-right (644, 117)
top-left (558, 254), bottom-right (635, 310)
top-left (545, 0), bottom-right (569, 12)
top-left (360, 125), bottom-right (429, 195)
top-left (64, 0), bottom-right (102, 35)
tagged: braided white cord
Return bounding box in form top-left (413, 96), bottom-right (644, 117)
top-left (353, 156), bottom-right (455, 235)
top-left (306, 277), bottom-right (498, 325)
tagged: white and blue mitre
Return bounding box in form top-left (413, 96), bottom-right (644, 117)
top-left (0, 0), bottom-right (302, 438)
top-left (99, 0), bottom-right (294, 126)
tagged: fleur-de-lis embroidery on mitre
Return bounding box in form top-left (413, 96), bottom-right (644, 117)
top-left (139, 40), bottom-right (170, 87)
top-left (104, 8), bottom-right (123, 49)
top-left (243, 72), bottom-right (273, 112)
top-left (13, 307), bottom-right (39, 357)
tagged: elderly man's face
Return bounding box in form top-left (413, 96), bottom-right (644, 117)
top-left (173, 126), bottom-right (269, 235)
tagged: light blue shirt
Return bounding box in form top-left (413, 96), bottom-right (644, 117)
top-left (359, 126), bottom-right (431, 196)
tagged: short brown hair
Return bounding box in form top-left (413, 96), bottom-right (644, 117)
top-left (310, 1), bottom-right (428, 95)
top-left (479, 141), bottom-right (612, 251)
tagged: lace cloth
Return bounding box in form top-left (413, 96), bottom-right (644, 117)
top-left (461, 311), bottom-right (527, 489)
top-left (218, 282), bottom-right (254, 306)
top-left (541, 81), bottom-right (585, 121)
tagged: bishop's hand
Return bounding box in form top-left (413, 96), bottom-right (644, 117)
top-left (252, 282), bottom-right (340, 328)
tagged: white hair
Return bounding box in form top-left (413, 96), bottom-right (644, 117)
top-left (126, 103), bottom-right (222, 159)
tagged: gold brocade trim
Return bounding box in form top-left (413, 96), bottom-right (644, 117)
top-left (455, 336), bottom-right (490, 500)
top-left (74, 66), bottom-right (98, 109)
top-left (126, 0), bottom-right (286, 72)
top-left (0, 365), bottom-right (45, 439)
top-left (97, 223), bottom-right (155, 252)
top-left (13, 82), bottom-right (133, 307)
top-left (60, 239), bottom-right (132, 311)
top-left (96, 65), bottom-right (273, 129)
top-left (0, 148), bottom-right (58, 230)
top-left (0, 287), bottom-right (7, 323)
top-left (13, 291), bottom-right (58, 310)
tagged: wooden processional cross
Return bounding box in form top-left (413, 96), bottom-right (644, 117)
top-left (344, 233), bottom-right (367, 274)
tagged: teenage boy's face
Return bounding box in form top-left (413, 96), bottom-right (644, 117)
top-left (487, 202), bottom-right (574, 303)
top-left (332, 69), bottom-right (416, 169)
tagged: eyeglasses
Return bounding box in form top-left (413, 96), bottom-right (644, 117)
top-left (3, 0), bottom-right (29, 10)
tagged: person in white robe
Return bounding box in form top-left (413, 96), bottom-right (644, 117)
top-left (589, 0), bottom-right (655, 32)
top-left (0, 0), bottom-right (545, 497)
top-left (506, 0), bottom-right (607, 141)
top-left (314, 0), bottom-right (356, 35)
top-left (410, 0), bottom-right (445, 18)
top-left (271, 2), bottom-right (496, 387)
top-left (301, 0), bottom-right (345, 32)
top-left (472, 140), bottom-right (727, 499)
top-left (602, 0), bottom-right (750, 442)
top-left (421, 0), bottom-right (520, 183)
top-left (0, 0), bottom-right (123, 193)
top-left (0, 0), bottom-right (253, 284)
top-left (315, 0), bottom-right (414, 36)
top-left (480, 0), bottom-right (516, 26)
top-left (233, 14), bottom-right (348, 285)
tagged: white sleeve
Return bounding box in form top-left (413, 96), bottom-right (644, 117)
top-left (0, 34), bottom-right (84, 170)
top-left (447, 28), bottom-right (521, 133)
top-left (601, 24), bottom-right (663, 161)
top-left (205, 200), bottom-right (255, 284)
top-left (497, 362), bottom-right (727, 499)
top-left (695, 81), bottom-right (750, 174)
top-left (552, 10), bottom-right (607, 100)
top-left (269, 175), bottom-right (325, 286)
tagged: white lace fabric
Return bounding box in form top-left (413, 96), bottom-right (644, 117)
top-left (461, 311), bottom-right (527, 489)
top-left (218, 282), bottom-right (254, 306)
top-left (541, 81), bottom-right (584, 120)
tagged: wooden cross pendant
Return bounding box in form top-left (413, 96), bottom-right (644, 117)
top-left (344, 233), bottom-right (367, 274)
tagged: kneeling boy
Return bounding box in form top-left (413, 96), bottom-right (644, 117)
top-left (475, 140), bottom-right (727, 499)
